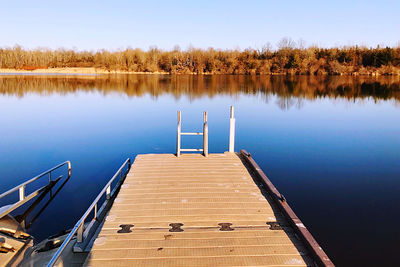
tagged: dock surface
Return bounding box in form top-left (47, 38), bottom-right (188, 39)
top-left (84, 153), bottom-right (313, 266)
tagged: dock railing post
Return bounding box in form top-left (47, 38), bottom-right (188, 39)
top-left (229, 106), bottom-right (235, 152)
top-left (67, 161), bottom-right (72, 178)
top-left (19, 186), bottom-right (25, 201)
top-left (106, 185), bottom-right (111, 200)
top-left (77, 222), bottom-right (83, 243)
top-left (177, 111), bottom-right (181, 157)
top-left (203, 111), bottom-right (208, 157)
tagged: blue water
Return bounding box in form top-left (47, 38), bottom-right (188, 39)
top-left (0, 75), bottom-right (399, 266)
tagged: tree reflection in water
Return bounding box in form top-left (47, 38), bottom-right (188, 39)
top-left (0, 74), bottom-right (399, 109)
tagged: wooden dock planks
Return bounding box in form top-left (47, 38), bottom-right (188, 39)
top-left (84, 153), bottom-right (313, 266)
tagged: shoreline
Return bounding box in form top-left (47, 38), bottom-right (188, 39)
top-left (0, 68), bottom-right (169, 75)
top-left (0, 67), bottom-right (399, 76)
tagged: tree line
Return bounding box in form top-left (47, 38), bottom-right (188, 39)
top-left (1, 42), bottom-right (400, 75)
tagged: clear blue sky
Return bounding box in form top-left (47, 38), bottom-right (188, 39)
top-left (1, 0), bottom-right (399, 51)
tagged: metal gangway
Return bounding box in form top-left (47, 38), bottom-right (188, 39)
top-left (0, 161), bottom-right (71, 266)
top-left (0, 161), bottom-right (71, 225)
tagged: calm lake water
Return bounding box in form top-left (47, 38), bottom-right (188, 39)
top-left (0, 74), bottom-right (399, 266)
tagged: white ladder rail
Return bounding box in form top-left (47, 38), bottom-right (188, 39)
top-left (229, 106), bottom-right (235, 152)
top-left (177, 111), bottom-right (208, 157)
top-left (177, 106), bottom-right (236, 157)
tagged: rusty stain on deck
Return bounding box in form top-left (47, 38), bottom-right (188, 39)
top-left (84, 153), bottom-right (314, 266)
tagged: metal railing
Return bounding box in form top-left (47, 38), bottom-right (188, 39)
top-left (176, 106), bottom-right (236, 156)
top-left (177, 111), bottom-right (208, 157)
top-left (47, 158), bottom-right (131, 267)
top-left (229, 106), bottom-right (236, 152)
top-left (0, 161), bottom-right (71, 220)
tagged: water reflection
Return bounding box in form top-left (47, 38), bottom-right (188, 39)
top-left (0, 74), bottom-right (399, 266)
top-left (0, 75), bottom-right (399, 110)
top-left (14, 174), bottom-right (71, 230)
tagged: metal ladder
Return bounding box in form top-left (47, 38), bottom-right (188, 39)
top-left (176, 106), bottom-right (236, 157)
top-left (177, 111), bottom-right (209, 157)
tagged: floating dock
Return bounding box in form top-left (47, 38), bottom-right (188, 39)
top-left (82, 152), bottom-right (332, 266)
top-left (4, 107), bottom-right (332, 266)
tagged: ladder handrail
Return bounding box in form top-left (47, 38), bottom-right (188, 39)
top-left (177, 111), bottom-right (208, 157)
top-left (47, 158), bottom-right (131, 267)
top-left (0, 161), bottom-right (71, 219)
top-left (229, 106), bottom-right (235, 152)
top-left (177, 106), bottom-right (236, 156)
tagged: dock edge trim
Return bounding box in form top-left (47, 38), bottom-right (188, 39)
top-left (240, 150), bottom-right (334, 267)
